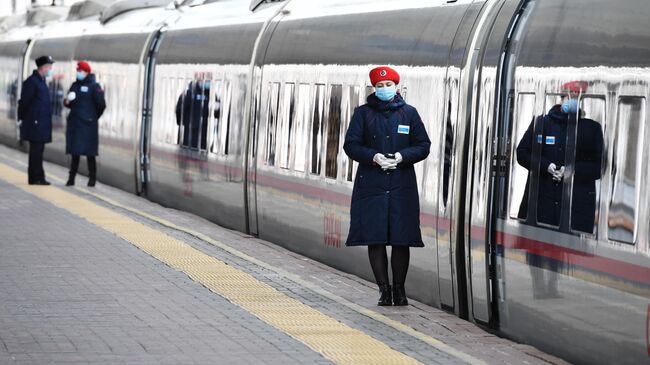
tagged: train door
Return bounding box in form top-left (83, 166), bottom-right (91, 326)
top-left (462, 0), bottom-right (527, 326)
top-left (138, 28), bottom-right (165, 195)
top-left (245, 5), bottom-right (289, 236)
top-left (15, 39), bottom-right (32, 141)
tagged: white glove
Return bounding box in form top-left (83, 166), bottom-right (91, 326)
top-left (16, 120), bottom-right (22, 127)
top-left (395, 152), bottom-right (403, 164)
top-left (373, 153), bottom-right (395, 170)
top-left (553, 166), bottom-right (565, 182)
top-left (67, 91), bottom-right (76, 101)
top-left (547, 163), bottom-right (557, 176)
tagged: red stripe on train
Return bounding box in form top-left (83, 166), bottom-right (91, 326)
top-left (497, 231), bottom-right (650, 286)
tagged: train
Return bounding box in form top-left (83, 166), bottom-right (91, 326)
top-left (1, 0), bottom-right (649, 364)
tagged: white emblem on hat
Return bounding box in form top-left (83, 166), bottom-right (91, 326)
top-left (379, 70), bottom-right (387, 77)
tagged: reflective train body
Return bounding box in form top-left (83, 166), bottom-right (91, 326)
top-left (0, 1), bottom-right (649, 364)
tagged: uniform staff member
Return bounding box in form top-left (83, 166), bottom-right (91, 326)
top-left (517, 81), bottom-right (604, 233)
top-left (64, 61), bottom-right (106, 187)
top-left (343, 66), bottom-right (431, 306)
top-left (17, 55), bottom-right (55, 185)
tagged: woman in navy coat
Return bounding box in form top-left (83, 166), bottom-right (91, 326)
top-left (64, 61), bottom-right (106, 187)
top-left (343, 66), bottom-right (431, 306)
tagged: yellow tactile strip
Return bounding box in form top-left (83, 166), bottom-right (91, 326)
top-left (0, 163), bottom-right (422, 365)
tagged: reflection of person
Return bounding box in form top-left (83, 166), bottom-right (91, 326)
top-left (63, 61), bottom-right (106, 187)
top-left (343, 66), bottom-right (431, 306)
top-left (517, 81), bottom-right (603, 233)
top-left (175, 80), bottom-right (210, 149)
top-left (17, 55), bottom-right (55, 185)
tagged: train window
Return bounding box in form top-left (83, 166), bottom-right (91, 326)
top-left (608, 97), bottom-right (645, 244)
top-left (293, 83), bottom-right (311, 172)
top-left (509, 93), bottom-right (536, 219)
top-left (325, 84), bottom-right (342, 179)
top-left (215, 81), bottom-right (232, 155)
top-left (277, 83), bottom-right (295, 169)
top-left (570, 97), bottom-right (605, 235)
top-left (310, 84), bottom-right (325, 175)
top-left (209, 80), bottom-right (222, 153)
top-left (264, 82), bottom-right (281, 166)
top-left (174, 79), bottom-right (190, 146)
top-left (343, 85), bottom-right (360, 182)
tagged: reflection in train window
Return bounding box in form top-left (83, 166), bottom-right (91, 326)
top-left (570, 97), bottom-right (605, 235)
top-left (293, 84), bottom-right (311, 172)
top-left (310, 84), bottom-right (325, 175)
top-left (343, 85), bottom-right (360, 181)
top-left (509, 93), bottom-right (536, 219)
top-left (265, 82), bottom-right (280, 166)
top-left (325, 84), bottom-right (342, 179)
top-left (277, 83), bottom-right (295, 169)
top-left (213, 81), bottom-right (232, 155)
top-left (608, 97), bottom-right (645, 244)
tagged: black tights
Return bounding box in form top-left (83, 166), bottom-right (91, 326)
top-left (70, 155), bottom-right (96, 177)
top-left (368, 246), bottom-right (410, 286)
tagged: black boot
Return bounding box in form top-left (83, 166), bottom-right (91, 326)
top-left (377, 284), bottom-right (392, 306)
top-left (392, 284), bottom-right (408, 306)
top-left (87, 175), bottom-right (96, 187)
top-left (66, 173), bottom-right (75, 186)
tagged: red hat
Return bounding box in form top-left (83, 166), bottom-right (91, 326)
top-left (561, 81), bottom-right (588, 94)
top-left (369, 66), bottom-right (400, 86)
top-left (77, 61), bottom-right (91, 73)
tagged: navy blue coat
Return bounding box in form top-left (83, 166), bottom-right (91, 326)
top-left (65, 74), bottom-right (106, 156)
top-left (18, 71), bottom-right (52, 143)
top-left (344, 94), bottom-right (431, 247)
top-left (517, 105), bottom-right (603, 232)
top-left (175, 83), bottom-right (210, 149)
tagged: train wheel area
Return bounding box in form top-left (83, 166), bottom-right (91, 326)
top-left (0, 144), bottom-right (566, 365)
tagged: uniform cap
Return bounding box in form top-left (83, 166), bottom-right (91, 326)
top-left (369, 66), bottom-right (400, 86)
top-left (35, 55), bottom-right (54, 67)
top-left (561, 81), bottom-right (588, 94)
top-left (77, 61), bottom-right (91, 73)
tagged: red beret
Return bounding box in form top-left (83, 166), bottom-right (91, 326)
top-left (561, 81), bottom-right (588, 94)
top-left (369, 66), bottom-right (400, 86)
top-left (77, 61), bottom-right (91, 73)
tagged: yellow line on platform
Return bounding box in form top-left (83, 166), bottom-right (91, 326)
top-left (0, 162), bottom-right (424, 365)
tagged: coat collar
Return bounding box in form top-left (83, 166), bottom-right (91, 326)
top-left (367, 93), bottom-right (406, 112)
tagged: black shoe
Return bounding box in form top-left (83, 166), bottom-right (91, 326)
top-left (66, 174), bottom-right (75, 186)
top-left (87, 176), bottom-right (96, 187)
top-left (31, 180), bottom-right (51, 186)
top-left (377, 284), bottom-right (392, 306)
top-left (392, 284), bottom-right (408, 306)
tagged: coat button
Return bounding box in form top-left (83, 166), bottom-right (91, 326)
top-left (386, 135), bottom-right (390, 139)
top-left (386, 191), bottom-right (390, 194)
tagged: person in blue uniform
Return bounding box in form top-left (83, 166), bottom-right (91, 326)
top-left (63, 61), bottom-right (106, 187)
top-left (343, 66), bottom-right (431, 306)
top-left (516, 81), bottom-right (603, 299)
top-left (175, 78), bottom-right (211, 149)
top-left (517, 81), bottom-right (603, 233)
top-left (17, 55), bottom-right (55, 185)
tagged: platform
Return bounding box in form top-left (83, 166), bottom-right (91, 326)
top-left (0, 145), bottom-right (568, 365)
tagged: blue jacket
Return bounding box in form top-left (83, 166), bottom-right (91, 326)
top-left (517, 105), bottom-right (604, 232)
top-left (344, 94), bottom-right (431, 247)
top-left (65, 74), bottom-right (106, 156)
top-left (18, 70), bottom-right (52, 143)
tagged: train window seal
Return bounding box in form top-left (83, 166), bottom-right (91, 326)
top-left (607, 96), bottom-right (645, 245)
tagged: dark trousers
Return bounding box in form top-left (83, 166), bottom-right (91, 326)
top-left (28, 142), bottom-right (45, 183)
top-left (70, 155), bottom-right (96, 177)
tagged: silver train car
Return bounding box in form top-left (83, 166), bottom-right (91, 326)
top-left (1, 1), bottom-right (649, 364)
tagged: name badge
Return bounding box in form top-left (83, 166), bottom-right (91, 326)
top-left (397, 125), bottom-right (410, 134)
top-left (195, 95), bottom-right (206, 101)
top-left (545, 136), bottom-right (556, 145)
top-left (80, 86), bottom-right (89, 92)
top-left (537, 134), bottom-right (543, 144)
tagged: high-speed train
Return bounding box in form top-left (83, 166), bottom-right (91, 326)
top-left (1, 0), bottom-right (649, 364)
